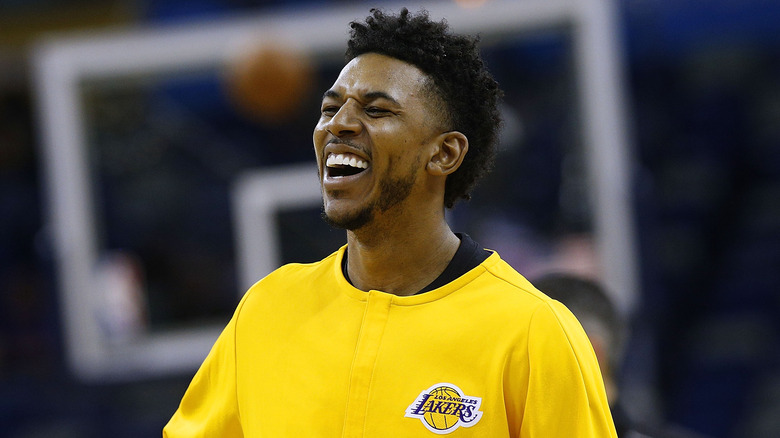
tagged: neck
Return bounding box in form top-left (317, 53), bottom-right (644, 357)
top-left (344, 210), bottom-right (459, 296)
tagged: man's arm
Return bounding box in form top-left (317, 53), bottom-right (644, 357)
top-left (520, 300), bottom-right (617, 437)
top-left (163, 308), bottom-right (243, 438)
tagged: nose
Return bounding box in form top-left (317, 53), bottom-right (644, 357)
top-left (326, 100), bottom-right (363, 137)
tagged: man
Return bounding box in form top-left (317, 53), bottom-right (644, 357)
top-left (534, 273), bottom-right (709, 438)
top-left (164, 8), bottom-right (616, 437)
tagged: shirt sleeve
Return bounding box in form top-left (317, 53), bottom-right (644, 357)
top-left (520, 300), bottom-right (617, 437)
top-left (162, 304), bottom-right (244, 438)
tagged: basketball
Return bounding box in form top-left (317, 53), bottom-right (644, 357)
top-left (225, 43), bottom-right (314, 124)
top-left (423, 386), bottom-right (461, 430)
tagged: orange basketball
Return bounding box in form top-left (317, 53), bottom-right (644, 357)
top-left (226, 43), bottom-right (314, 124)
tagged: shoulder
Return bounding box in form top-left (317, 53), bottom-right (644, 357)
top-left (451, 252), bottom-right (583, 335)
top-left (230, 246), bottom-right (347, 332)
top-left (250, 247), bottom-right (343, 289)
top-left (238, 246), bottom-right (345, 309)
top-left (472, 252), bottom-right (558, 308)
top-left (476, 252), bottom-right (592, 342)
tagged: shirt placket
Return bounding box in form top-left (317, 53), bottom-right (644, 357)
top-left (342, 291), bottom-right (392, 438)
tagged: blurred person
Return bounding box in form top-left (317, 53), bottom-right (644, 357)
top-left (534, 272), bottom-right (709, 438)
top-left (164, 8), bottom-right (616, 437)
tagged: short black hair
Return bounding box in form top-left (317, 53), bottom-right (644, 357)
top-left (346, 8), bottom-right (502, 208)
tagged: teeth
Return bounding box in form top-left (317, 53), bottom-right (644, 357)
top-left (326, 153), bottom-right (368, 169)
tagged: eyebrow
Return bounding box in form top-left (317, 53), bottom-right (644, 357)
top-left (322, 89), bottom-right (340, 100)
top-left (322, 89), bottom-right (400, 106)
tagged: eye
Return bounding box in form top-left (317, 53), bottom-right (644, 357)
top-left (321, 105), bottom-right (339, 117)
top-left (365, 106), bottom-right (391, 117)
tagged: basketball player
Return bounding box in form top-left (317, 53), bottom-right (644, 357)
top-left (164, 8), bottom-right (616, 437)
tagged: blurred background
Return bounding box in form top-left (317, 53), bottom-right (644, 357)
top-left (1, 0), bottom-right (779, 437)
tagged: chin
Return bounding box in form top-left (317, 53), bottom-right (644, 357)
top-left (321, 204), bottom-right (374, 231)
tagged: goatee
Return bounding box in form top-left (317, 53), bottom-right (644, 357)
top-left (320, 159), bottom-right (419, 231)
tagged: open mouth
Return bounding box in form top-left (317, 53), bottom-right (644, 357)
top-left (326, 153), bottom-right (369, 177)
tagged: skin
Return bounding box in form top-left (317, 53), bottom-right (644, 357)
top-left (590, 336), bottom-right (618, 404)
top-left (313, 53), bottom-right (469, 296)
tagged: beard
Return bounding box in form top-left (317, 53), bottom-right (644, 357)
top-left (321, 158), bottom-right (419, 231)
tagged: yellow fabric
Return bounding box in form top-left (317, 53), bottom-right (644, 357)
top-left (164, 246), bottom-right (616, 437)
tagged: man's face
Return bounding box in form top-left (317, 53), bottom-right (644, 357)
top-left (313, 53), bottom-right (444, 230)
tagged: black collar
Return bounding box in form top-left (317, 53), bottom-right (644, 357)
top-left (341, 233), bottom-right (490, 295)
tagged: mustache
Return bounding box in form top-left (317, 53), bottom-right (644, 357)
top-left (327, 139), bottom-right (371, 159)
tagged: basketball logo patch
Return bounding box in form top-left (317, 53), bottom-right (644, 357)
top-left (405, 383), bottom-right (483, 434)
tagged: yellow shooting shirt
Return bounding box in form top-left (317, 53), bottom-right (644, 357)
top-left (164, 246), bottom-right (616, 437)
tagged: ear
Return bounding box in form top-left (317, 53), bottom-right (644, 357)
top-left (427, 131), bottom-right (468, 176)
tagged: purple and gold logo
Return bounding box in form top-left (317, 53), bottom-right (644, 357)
top-left (405, 383), bottom-right (483, 434)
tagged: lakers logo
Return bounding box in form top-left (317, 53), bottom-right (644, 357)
top-left (405, 383), bottom-right (483, 434)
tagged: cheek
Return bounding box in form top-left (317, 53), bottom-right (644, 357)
top-left (313, 122), bottom-right (325, 141)
top-left (313, 124), bottom-right (328, 150)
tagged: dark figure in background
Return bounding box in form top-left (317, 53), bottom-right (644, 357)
top-left (534, 273), bottom-right (711, 438)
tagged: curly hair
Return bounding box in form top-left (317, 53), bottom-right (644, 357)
top-left (346, 8), bottom-right (502, 208)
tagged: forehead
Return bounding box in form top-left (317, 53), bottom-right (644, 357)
top-left (327, 53), bottom-right (430, 102)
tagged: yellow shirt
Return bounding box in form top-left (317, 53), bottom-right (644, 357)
top-left (164, 247), bottom-right (616, 437)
